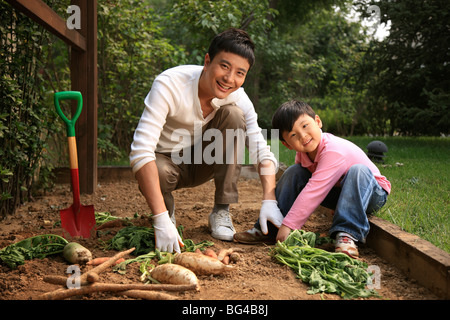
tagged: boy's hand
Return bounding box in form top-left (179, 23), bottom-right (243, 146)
top-left (259, 200), bottom-right (284, 234)
top-left (276, 225), bottom-right (292, 242)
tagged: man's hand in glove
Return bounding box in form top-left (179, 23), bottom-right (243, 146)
top-left (259, 200), bottom-right (284, 235)
top-left (152, 211), bottom-right (184, 253)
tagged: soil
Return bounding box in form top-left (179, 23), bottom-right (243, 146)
top-left (0, 177), bottom-right (439, 301)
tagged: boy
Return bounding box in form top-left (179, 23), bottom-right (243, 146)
top-left (130, 28), bottom-right (280, 253)
top-left (234, 100), bottom-right (391, 258)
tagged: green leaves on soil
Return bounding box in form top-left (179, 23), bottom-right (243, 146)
top-left (271, 230), bottom-right (380, 299)
top-left (0, 234), bottom-right (68, 269)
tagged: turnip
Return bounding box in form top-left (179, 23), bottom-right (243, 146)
top-left (174, 252), bottom-right (235, 275)
top-left (63, 242), bottom-right (92, 264)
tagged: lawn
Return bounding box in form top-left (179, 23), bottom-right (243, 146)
top-left (271, 136), bottom-right (449, 253)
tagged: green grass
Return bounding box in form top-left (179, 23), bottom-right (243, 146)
top-left (270, 136), bottom-right (449, 253)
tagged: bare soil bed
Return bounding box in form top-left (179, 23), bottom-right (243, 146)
top-left (0, 177), bottom-right (438, 301)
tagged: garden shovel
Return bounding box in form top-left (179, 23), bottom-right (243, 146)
top-left (54, 91), bottom-right (96, 239)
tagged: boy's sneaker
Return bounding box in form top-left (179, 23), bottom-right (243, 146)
top-left (335, 232), bottom-right (359, 258)
top-left (208, 209), bottom-right (236, 241)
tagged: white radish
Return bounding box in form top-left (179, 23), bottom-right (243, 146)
top-left (63, 242), bottom-right (92, 264)
top-left (174, 252), bottom-right (235, 275)
top-left (150, 263), bottom-right (199, 290)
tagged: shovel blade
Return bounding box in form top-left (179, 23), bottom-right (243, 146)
top-left (60, 204), bottom-right (96, 239)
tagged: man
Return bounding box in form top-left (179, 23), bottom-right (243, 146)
top-left (130, 28), bottom-right (284, 253)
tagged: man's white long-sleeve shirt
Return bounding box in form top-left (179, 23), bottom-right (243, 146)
top-left (130, 65), bottom-right (277, 174)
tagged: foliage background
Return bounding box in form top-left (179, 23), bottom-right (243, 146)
top-left (1, 0), bottom-right (449, 220)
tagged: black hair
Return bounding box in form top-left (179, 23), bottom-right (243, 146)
top-left (271, 100), bottom-right (316, 141)
top-left (208, 28), bottom-right (255, 68)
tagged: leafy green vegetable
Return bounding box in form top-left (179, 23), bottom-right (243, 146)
top-left (0, 234), bottom-right (69, 269)
top-left (111, 225), bottom-right (214, 278)
top-left (107, 226), bottom-right (155, 255)
top-left (106, 223), bottom-right (215, 257)
top-left (271, 230), bottom-right (380, 299)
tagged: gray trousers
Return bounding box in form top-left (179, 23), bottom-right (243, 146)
top-left (155, 104), bottom-right (246, 216)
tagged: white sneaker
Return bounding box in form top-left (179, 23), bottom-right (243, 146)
top-left (208, 209), bottom-right (236, 241)
top-left (335, 232), bottom-right (359, 258)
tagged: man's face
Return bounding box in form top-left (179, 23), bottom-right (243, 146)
top-left (201, 51), bottom-right (250, 100)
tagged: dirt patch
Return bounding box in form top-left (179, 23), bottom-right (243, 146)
top-left (0, 178), bottom-right (438, 300)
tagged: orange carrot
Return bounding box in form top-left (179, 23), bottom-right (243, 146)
top-left (87, 257), bottom-right (125, 266)
top-left (222, 255), bottom-right (230, 265)
top-left (203, 248), bottom-right (218, 259)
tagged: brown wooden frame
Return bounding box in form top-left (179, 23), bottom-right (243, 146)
top-left (6, 0), bottom-right (98, 194)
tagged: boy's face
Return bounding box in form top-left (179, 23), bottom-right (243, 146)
top-left (200, 51), bottom-right (250, 100)
top-left (281, 114), bottom-right (323, 160)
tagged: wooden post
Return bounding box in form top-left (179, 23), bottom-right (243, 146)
top-left (7, 0), bottom-right (98, 194)
top-left (70, 0), bottom-right (97, 194)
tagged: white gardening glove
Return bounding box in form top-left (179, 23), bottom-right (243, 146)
top-left (259, 200), bottom-right (284, 235)
top-left (152, 211), bottom-right (183, 253)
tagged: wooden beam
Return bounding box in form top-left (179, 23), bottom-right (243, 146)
top-left (6, 0), bottom-right (86, 51)
top-left (70, 0), bottom-right (98, 194)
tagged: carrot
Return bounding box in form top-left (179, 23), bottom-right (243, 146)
top-left (203, 248), bottom-right (218, 259)
top-left (217, 249), bottom-right (232, 262)
top-left (39, 281), bottom-right (194, 300)
top-left (42, 275), bottom-right (197, 293)
top-left (222, 255), bottom-right (230, 265)
top-left (117, 289), bottom-right (177, 300)
top-left (217, 248), bottom-right (244, 262)
top-left (79, 247), bottom-right (135, 285)
top-left (86, 257), bottom-right (125, 266)
top-left (150, 263), bottom-right (199, 290)
top-left (174, 252), bottom-right (234, 275)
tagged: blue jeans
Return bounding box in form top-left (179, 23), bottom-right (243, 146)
top-left (256, 163), bottom-right (388, 243)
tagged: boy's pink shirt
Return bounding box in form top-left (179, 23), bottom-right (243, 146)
top-left (281, 132), bottom-right (391, 231)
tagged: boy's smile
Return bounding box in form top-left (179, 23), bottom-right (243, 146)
top-left (199, 51), bottom-right (250, 102)
top-left (281, 114), bottom-right (323, 161)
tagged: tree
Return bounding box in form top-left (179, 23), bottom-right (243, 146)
top-left (359, 0), bottom-right (450, 135)
top-left (96, 0), bottom-right (185, 160)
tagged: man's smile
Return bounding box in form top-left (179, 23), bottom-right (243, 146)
top-left (217, 81), bottom-right (232, 91)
